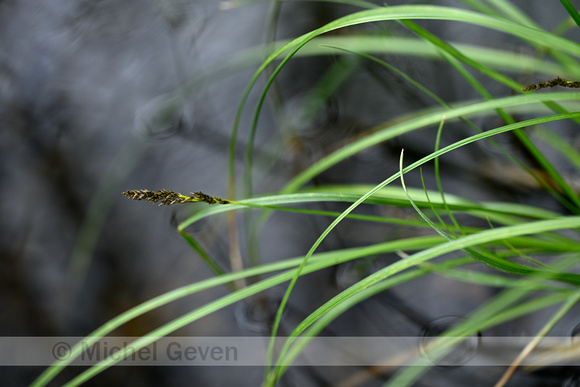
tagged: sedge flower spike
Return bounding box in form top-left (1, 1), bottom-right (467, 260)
top-left (122, 189), bottom-right (230, 206)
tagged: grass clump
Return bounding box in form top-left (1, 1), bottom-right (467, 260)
top-left (34, 1), bottom-right (580, 386)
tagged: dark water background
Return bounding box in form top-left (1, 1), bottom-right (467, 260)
top-left (1, 0), bottom-right (580, 385)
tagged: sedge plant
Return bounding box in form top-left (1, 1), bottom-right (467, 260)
top-left (33, 1), bottom-right (580, 386)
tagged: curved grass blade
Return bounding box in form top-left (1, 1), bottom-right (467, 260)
top-left (269, 234), bottom-right (580, 384)
top-left (393, 12), bottom-right (580, 211)
top-left (282, 95), bottom-right (580, 194)
top-left (561, 0), bottom-right (580, 29)
top-left (386, 289), bottom-right (576, 386)
top-left (232, 4), bottom-right (580, 196)
top-left (32, 233), bottom-right (446, 387)
top-left (264, 153), bottom-right (580, 383)
top-left (495, 289), bottom-right (580, 386)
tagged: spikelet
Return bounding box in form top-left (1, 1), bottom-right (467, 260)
top-left (523, 77), bottom-right (580, 91)
top-left (122, 189), bottom-right (229, 206)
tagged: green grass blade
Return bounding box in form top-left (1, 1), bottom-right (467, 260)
top-left (400, 149), bottom-right (580, 279)
top-left (561, 0), bottom-right (580, 29)
top-left (264, 161), bottom-right (580, 382)
top-left (485, 0), bottom-right (538, 27)
top-left (395, 12), bottom-right (580, 211)
top-left (270, 252), bottom-right (579, 384)
top-left (532, 126), bottom-right (580, 171)
top-left (234, 4), bottom-right (580, 197)
top-left (495, 289), bottom-right (580, 386)
top-left (32, 234), bottom-right (446, 387)
top-left (283, 103), bottom-right (580, 193)
top-left (387, 253), bottom-right (580, 386)
top-left (387, 290), bottom-right (574, 386)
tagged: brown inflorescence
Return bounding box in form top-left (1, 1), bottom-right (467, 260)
top-left (122, 189), bottom-right (229, 206)
top-left (523, 76), bottom-right (580, 91)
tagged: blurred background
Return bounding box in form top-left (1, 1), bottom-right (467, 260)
top-left (2, 0), bottom-right (580, 385)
